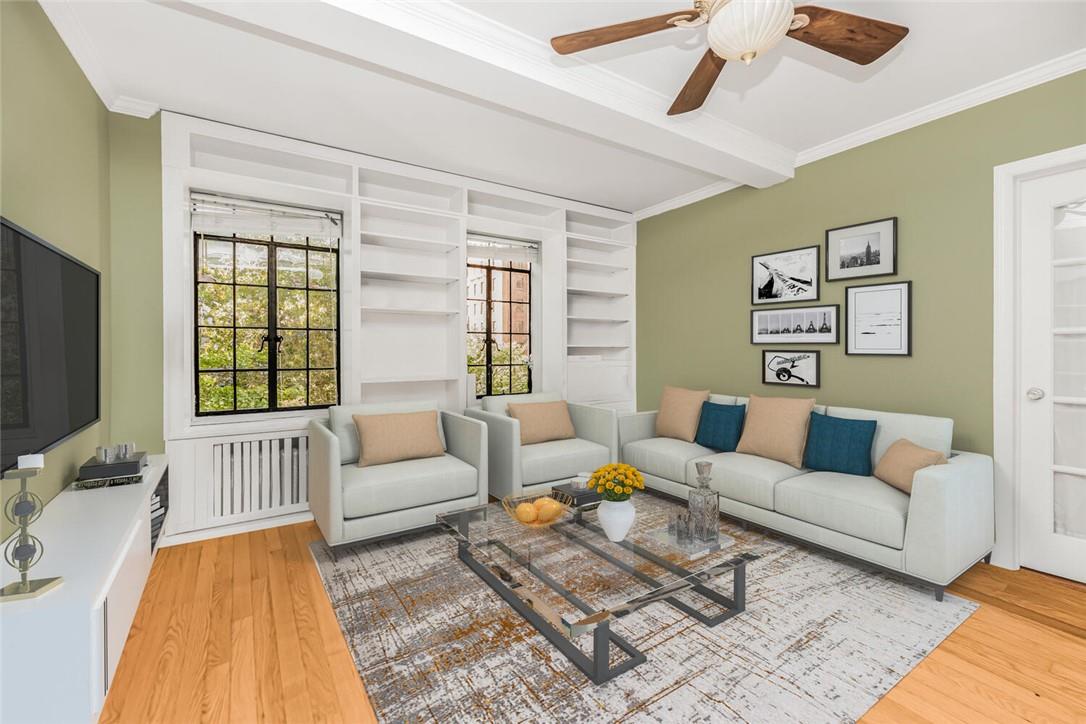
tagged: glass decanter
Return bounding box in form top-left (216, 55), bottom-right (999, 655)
top-left (688, 460), bottom-right (720, 544)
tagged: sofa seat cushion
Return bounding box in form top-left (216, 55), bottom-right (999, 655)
top-left (623, 437), bottom-right (714, 483)
top-left (775, 472), bottom-right (910, 549)
top-left (521, 438), bottom-right (610, 486)
top-left (687, 452), bottom-right (805, 510)
top-left (341, 454), bottom-right (477, 520)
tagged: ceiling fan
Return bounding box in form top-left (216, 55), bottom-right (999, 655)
top-left (551, 0), bottom-right (908, 116)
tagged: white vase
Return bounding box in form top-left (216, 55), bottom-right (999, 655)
top-left (598, 499), bottom-right (636, 542)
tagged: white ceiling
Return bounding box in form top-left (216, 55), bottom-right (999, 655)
top-left (43, 1), bottom-right (1086, 214)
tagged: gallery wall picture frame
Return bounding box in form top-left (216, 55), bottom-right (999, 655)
top-left (826, 217), bottom-right (897, 281)
top-left (845, 280), bottom-right (912, 356)
top-left (762, 350), bottom-right (820, 388)
top-left (751, 304), bottom-right (839, 344)
top-left (751, 245), bottom-right (820, 305)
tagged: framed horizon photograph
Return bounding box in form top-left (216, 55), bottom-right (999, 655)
top-left (752, 245), bottom-right (820, 305)
top-left (846, 281), bottom-right (912, 356)
top-left (751, 304), bottom-right (839, 345)
top-left (826, 217), bottom-right (897, 281)
top-left (762, 350), bottom-right (820, 388)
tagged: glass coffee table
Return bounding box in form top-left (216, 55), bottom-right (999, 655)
top-left (437, 493), bottom-right (757, 684)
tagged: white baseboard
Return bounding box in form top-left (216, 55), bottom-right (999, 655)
top-left (157, 510), bottom-right (315, 547)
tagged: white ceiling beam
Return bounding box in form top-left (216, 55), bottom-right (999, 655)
top-left (160, 0), bottom-right (795, 189)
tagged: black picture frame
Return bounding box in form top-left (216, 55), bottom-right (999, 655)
top-left (751, 245), bottom-right (820, 305)
top-left (750, 304), bottom-right (839, 345)
top-left (845, 280), bottom-right (913, 356)
top-left (825, 217), bottom-right (898, 282)
top-left (762, 350), bottom-right (820, 388)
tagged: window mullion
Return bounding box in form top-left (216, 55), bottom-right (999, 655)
top-left (268, 242), bottom-right (279, 411)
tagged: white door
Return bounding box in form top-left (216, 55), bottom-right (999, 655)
top-left (1019, 165), bottom-right (1086, 583)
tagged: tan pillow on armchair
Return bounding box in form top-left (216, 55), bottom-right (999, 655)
top-left (353, 410), bottom-right (445, 467)
top-left (736, 395), bottom-right (815, 468)
top-left (655, 385), bottom-right (710, 442)
top-left (507, 400), bottom-right (576, 445)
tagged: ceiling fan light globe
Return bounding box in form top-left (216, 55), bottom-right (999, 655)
top-left (707, 0), bottom-right (794, 64)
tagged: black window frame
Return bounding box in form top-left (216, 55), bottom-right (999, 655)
top-left (193, 231), bottom-right (341, 416)
top-left (466, 257), bottom-right (532, 398)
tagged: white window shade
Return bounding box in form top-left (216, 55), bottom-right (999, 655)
top-left (467, 234), bottom-right (540, 264)
top-left (190, 192), bottom-right (342, 239)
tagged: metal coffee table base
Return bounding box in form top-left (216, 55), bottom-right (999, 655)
top-left (454, 522), bottom-right (751, 684)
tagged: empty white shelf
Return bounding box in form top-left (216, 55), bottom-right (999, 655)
top-left (361, 374), bottom-right (459, 384)
top-left (361, 270), bottom-right (459, 284)
top-left (360, 232), bottom-right (458, 253)
top-left (567, 344), bottom-right (630, 349)
top-left (566, 232), bottom-right (628, 251)
top-left (567, 287), bottom-right (628, 298)
top-left (567, 258), bottom-right (628, 273)
top-left (568, 316), bottom-right (629, 323)
top-left (361, 306), bottom-right (459, 317)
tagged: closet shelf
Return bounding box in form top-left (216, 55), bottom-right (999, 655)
top-left (567, 316), bottom-right (630, 323)
top-left (567, 258), bottom-right (628, 273)
top-left (361, 270), bottom-right (459, 285)
top-left (566, 233), bottom-right (629, 251)
top-left (567, 287), bottom-right (628, 298)
top-left (361, 374), bottom-right (459, 384)
top-left (361, 306), bottom-right (459, 317)
top-left (360, 232), bottom-right (458, 253)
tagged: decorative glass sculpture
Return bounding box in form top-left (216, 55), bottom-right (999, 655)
top-left (688, 461), bottom-right (720, 543)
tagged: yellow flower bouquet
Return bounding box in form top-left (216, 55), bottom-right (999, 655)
top-left (589, 463), bottom-right (645, 503)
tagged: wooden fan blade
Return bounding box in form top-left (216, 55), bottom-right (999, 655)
top-left (551, 10), bottom-right (697, 55)
top-left (668, 50), bottom-right (726, 116)
top-left (789, 6), bottom-right (908, 65)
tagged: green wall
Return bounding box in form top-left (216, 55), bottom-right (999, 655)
top-left (637, 71), bottom-right (1086, 454)
top-left (1, 2), bottom-right (163, 538)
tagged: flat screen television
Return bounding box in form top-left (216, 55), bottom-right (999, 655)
top-left (1, 217), bottom-right (100, 473)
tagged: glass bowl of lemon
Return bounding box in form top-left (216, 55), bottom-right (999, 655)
top-left (501, 492), bottom-right (570, 528)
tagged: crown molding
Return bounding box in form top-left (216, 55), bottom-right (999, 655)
top-left (635, 49), bottom-right (1086, 220)
top-left (38, 1), bottom-right (118, 109)
top-left (109, 96), bottom-right (160, 119)
top-left (633, 180), bottom-right (740, 221)
top-left (795, 48), bottom-right (1086, 167)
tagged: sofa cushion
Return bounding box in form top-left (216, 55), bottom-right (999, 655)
top-left (521, 438), bottom-right (610, 486)
top-left (686, 452), bottom-right (805, 510)
top-left (481, 391), bottom-right (561, 416)
top-left (875, 439), bottom-right (948, 494)
top-left (736, 395), bottom-right (816, 468)
top-left (341, 453), bottom-right (477, 519)
top-left (825, 405), bottom-right (953, 469)
top-left (354, 410), bottom-right (445, 467)
top-left (803, 412), bottom-right (878, 477)
top-left (656, 385), bottom-right (710, 442)
top-left (775, 472), bottom-right (910, 549)
top-left (623, 437), bottom-right (714, 483)
top-left (695, 402), bottom-right (746, 452)
top-left (329, 400), bottom-right (444, 465)
top-left (508, 400), bottom-right (576, 445)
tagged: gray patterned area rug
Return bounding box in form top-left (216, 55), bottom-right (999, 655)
top-left (310, 495), bottom-right (976, 723)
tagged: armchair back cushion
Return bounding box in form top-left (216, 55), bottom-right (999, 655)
top-left (825, 405), bottom-right (953, 468)
top-left (329, 400), bottom-right (445, 465)
top-left (353, 410), bottom-right (445, 467)
top-left (874, 439), bottom-right (948, 494)
top-left (481, 391), bottom-right (561, 416)
top-left (655, 385), bottom-right (710, 442)
top-left (507, 400), bottom-right (576, 445)
top-left (736, 395), bottom-right (815, 468)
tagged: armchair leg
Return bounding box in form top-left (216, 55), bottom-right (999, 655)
top-left (933, 586), bottom-right (944, 602)
top-left (983, 552), bottom-right (992, 564)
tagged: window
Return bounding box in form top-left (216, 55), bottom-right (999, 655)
top-left (466, 255), bottom-right (532, 397)
top-left (192, 196), bottom-right (340, 415)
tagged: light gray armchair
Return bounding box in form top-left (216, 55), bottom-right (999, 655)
top-left (308, 401), bottom-right (487, 546)
top-left (466, 392), bottom-right (616, 498)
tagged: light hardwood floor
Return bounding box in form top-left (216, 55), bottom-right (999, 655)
top-left (101, 522), bottom-right (1086, 723)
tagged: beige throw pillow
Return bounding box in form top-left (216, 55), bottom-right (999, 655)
top-left (507, 400), bottom-right (576, 445)
top-left (353, 410), bottom-right (444, 467)
top-left (655, 385), bottom-right (710, 442)
top-left (735, 395), bottom-right (815, 468)
top-left (874, 439), bottom-right (948, 494)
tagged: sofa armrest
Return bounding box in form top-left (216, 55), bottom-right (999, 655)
top-left (307, 419), bottom-right (344, 545)
top-left (568, 403), bottom-right (618, 459)
top-left (903, 451), bottom-right (995, 586)
top-left (618, 411), bottom-right (658, 460)
top-left (441, 411), bottom-right (488, 503)
top-left (465, 409), bottom-right (521, 498)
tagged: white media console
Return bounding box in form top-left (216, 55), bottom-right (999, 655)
top-left (0, 455), bottom-right (168, 723)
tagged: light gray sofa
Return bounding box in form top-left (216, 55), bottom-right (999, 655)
top-left (309, 401), bottom-right (488, 546)
top-left (466, 392), bottom-right (617, 498)
top-left (620, 394), bottom-right (995, 598)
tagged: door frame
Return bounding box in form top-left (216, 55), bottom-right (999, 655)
top-left (992, 143), bottom-right (1086, 569)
